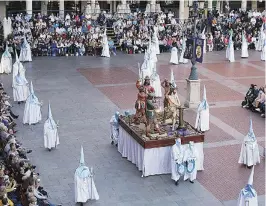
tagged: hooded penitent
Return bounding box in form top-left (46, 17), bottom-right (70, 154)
top-left (110, 111), bottom-right (119, 145)
top-left (237, 166), bottom-right (258, 206)
top-left (19, 36), bottom-right (32, 62)
top-left (0, 43), bottom-right (12, 74)
top-left (238, 119), bottom-right (260, 167)
top-left (75, 146), bottom-right (99, 203)
top-left (44, 102), bottom-right (59, 149)
top-left (201, 27), bottom-right (206, 54)
top-left (195, 85), bottom-right (210, 132)
top-left (13, 67), bottom-right (29, 102)
top-left (23, 81), bottom-right (42, 125)
top-left (150, 63), bottom-right (162, 98)
top-left (13, 49), bottom-right (25, 77)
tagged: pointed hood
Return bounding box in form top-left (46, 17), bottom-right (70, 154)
top-left (46, 102), bottom-right (57, 129)
top-left (203, 85), bottom-right (207, 101)
top-left (15, 49), bottom-right (19, 62)
top-left (75, 146), bottom-right (90, 178)
top-left (15, 68), bottom-right (27, 85)
top-left (30, 81), bottom-right (34, 95)
top-left (170, 68), bottom-right (176, 88)
top-left (248, 166), bottom-right (254, 185)
top-left (27, 81), bottom-right (39, 104)
top-left (197, 85), bottom-right (209, 111)
top-left (241, 166), bottom-right (256, 199)
top-left (80, 146), bottom-right (85, 165)
top-left (3, 42), bottom-right (11, 57)
top-left (247, 118), bottom-right (256, 141)
top-left (138, 62), bottom-right (141, 79)
top-left (201, 26), bottom-right (205, 36)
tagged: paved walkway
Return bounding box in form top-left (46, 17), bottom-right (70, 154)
top-left (0, 50), bottom-right (265, 206)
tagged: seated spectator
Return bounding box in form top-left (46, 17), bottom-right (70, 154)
top-left (108, 38), bottom-right (116, 55)
top-left (254, 87), bottom-right (265, 112)
top-left (242, 84), bottom-right (259, 108)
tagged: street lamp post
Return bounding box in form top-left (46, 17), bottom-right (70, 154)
top-left (184, 0), bottom-right (201, 108)
top-left (188, 0), bottom-right (199, 81)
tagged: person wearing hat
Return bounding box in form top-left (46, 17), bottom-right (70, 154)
top-left (145, 92), bottom-right (161, 137)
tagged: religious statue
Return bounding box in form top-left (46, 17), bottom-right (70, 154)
top-left (136, 76), bottom-right (155, 95)
top-left (165, 84), bottom-right (181, 131)
top-left (133, 85), bottom-right (147, 125)
top-left (145, 92), bottom-right (161, 137)
top-left (161, 79), bottom-right (171, 122)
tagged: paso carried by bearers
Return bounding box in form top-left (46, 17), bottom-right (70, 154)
top-left (238, 119), bottom-right (260, 168)
top-left (75, 146), bottom-right (99, 204)
top-left (183, 141), bottom-right (199, 183)
top-left (171, 138), bottom-right (184, 186)
top-left (13, 69), bottom-right (29, 104)
top-left (44, 102), bottom-right (59, 151)
top-left (23, 81), bottom-right (42, 125)
top-left (195, 85), bottom-right (210, 132)
top-left (237, 166), bottom-right (258, 206)
top-left (110, 111), bottom-right (120, 146)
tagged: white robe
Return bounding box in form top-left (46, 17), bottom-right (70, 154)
top-left (241, 37), bottom-right (249, 58)
top-left (261, 41), bottom-right (266, 61)
top-left (226, 45), bottom-right (229, 59)
top-left (0, 51), bottom-right (12, 74)
top-left (19, 42), bottom-right (32, 62)
top-left (74, 171), bottom-right (99, 203)
top-left (13, 61), bottom-right (25, 86)
top-left (238, 139), bottom-right (260, 167)
top-left (183, 146), bottom-right (198, 182)
top-left (229, 42), bottom-right (235, 62)
top-left (153, 26), bottom-right (160, 55)
top-left (44, 120), bottom-right (59, 149)
top-left (101, 35), bottom-right (110, 58)
top-left (141, 54), bottom-right (152, 78)
top-left (195, 109), bottom-right (209, 132)
top-left (179, 39), bottom-right (188, 64)
top-left (3, 18), bottom-right (9, 39)
top-left (110, 115), bottom-right (119, 145)
top-left (170, 47), bottom-right (179, 65)
top-left (171, 144), bottom-right (184, 182)
top-left (237, 187), bottom-right (258, 206)
top-left (13, 78), bottom-right (29, 102)
top-left (151, 74), bottom-right (162, 98)
top-left (202, 34), bottom-right (206, 53)
top-left (23, 97), bottom-right (42, 125)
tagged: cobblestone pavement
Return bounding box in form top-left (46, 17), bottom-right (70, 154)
top-left (0, 50), bottom-right (265, 206)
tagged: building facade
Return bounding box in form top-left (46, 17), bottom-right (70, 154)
top-left (0, 0), bottom-right (264, 21)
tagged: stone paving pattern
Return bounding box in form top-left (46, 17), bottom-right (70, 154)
top-left (0, 50), bottom-right (265, 206)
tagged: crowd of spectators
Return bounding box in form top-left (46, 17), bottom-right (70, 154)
top-left (0, 83), bottom-right (59, 205)
top-left (0, 8), bottom-right (265, 57)
top-left (209, 9), bottom-right (266, 51)
top-left (242, 84), bottom-right (265, 118)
